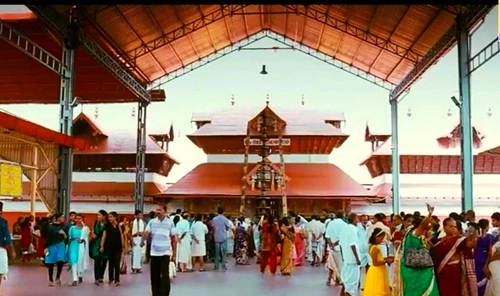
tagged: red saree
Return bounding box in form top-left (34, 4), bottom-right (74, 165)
top-left (432, 236), bottom-right (477, 296)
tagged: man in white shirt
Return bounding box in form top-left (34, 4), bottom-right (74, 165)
top-left (325, 210), bottom-right (347, 285)
top-left (142, 204), bottom-right (177, 296)
top-left (308, 215), bottom-right (325, 266)
top-left (176, 212), bottom-right (192, 272)
top-left (357, 214), bottom-right (370, 289)
top-left (131, 210), bottom-right (146, 273)
top-left (339, 213), bottom-right (361, 296)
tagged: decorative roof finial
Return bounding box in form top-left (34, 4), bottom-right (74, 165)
top-left (301, 94), bottom-right (305, 106)
top-left (131, 106), bottom-right (136, 117)
top-left (266, 94), bottom-right (269, 106)
top-left (94, 107), bottom-right (99, 119)
top-left (231, 95), bottom-right (235, 106)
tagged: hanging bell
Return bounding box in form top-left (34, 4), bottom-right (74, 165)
top-left (447, 108), bottom-right (452, 117)
top-left (260, 65), bottom-right (268, 75)
top-left (407, 108), bottom-right (412, 117)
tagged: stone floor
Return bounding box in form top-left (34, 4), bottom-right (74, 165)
top-left (3, 260), bottom-right (342, 296)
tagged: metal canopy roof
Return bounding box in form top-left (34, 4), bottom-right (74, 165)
top-left (0, 5), bottom-right (494, 104)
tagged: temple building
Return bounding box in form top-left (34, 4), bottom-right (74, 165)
top-left (4, 109), bottom-right (178, 218)
top-left (157, 104), bottom-right (374, 216)
top-left (353, 123), bottom-right (500, 217)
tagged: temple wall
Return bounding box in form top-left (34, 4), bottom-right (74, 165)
top-left (20, 172), bottom-right (166, 183)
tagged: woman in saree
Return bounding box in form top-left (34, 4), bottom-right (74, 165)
top-left (293, 216), bottom-right (306, 266)
top-left (432, 217), bottom-right (478, 296)
top-left (234, 217), bottom-right (250, 265)
top-left (90, 210), bottom-right (107, 286)
top-left (279, 217), bottom-right (294, 276)
top-left (475, 219), bottom-right (495, 296)
top-left (259, 214), bottom-right (279, 274)
top-left (67, 213), bottom-right (90, 286)
top-left (485, 240), bottom-right (500, 295)
top-left (19, 217), bottom-right (33, 263)
top-left (393, 204), bottom-right (439, 296)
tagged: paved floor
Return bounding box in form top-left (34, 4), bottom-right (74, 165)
top-left (3, 260), bottom-right (342, 296)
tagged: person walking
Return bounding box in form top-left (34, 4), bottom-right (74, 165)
top-left (211, 207), bottom-right (231, 271)
top-left (141, 204), bottom-right (177, 296)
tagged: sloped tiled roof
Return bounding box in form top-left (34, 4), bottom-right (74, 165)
top-left (190, 106), bottom-right (346, 136)
top-left (159, 162), bottom-right (373, 198)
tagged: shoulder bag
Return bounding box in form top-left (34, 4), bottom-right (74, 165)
top-left (403, 230), bottom-right (434, 268)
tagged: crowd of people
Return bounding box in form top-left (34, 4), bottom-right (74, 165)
top-left (1, 202), bottom-right (500, 296)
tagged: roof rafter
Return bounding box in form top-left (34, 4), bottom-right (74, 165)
top-left (126, 5), bottom-right (248, 60)
top-left (390, 5), bottom-right (494, 100)
top-left (285, 4), bottom-right (424, 64)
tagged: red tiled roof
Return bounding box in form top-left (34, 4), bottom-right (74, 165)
top-left (21, 181), bottom-right (167, 197)
top-left (0, 110), bottom-right (88, 149)
top-left (190, 106), bottom-right (346, 136)
top-left (72, 112), bottom-right (179, 163)
top-left (159, 163), bottom-right (373, 199)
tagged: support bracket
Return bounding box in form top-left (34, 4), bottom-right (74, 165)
top-left (0, 20), bottom-right (61, 75)
top-left (26, 5), bottom-right (151, 103)
top-left (468, 37), bottom-right (500, 74)
top-left (390, 5), bottom-right (493, 100)
top-left (148, 31), bottom-right (267, 89)
top-left (266, 31), bottom-right (395, 91)
top-left (134, 101), bottom-right (148, 213)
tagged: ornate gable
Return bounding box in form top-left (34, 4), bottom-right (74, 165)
top-left (436, 124), bottom-right (484, 149)
top-left (248, 104), bottom-right (286, 135)
top-left (244, 158), bottom-right (290, 191)
top-left (72, 112), bottom-right (107, 149)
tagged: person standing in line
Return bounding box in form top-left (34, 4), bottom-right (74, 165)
top-left (141, 204), bottom-right (177, 296)
top-left (176, 212), bottom-right (192, 272)
top-left (100, 211), bottom-right (124, 286)
top-left (131, 210), bottom-right (145, 273)
top-left (190, 213), bottom-right (208, 271)
top-left (308, 215), bottom-right (325, 267)
top-left (0, 201), bottom-right (15, 294)
top-left (325, 210), bottom-right (347, 285)
top-left (211, 207), bottom-right (231, 271)
top-left (339, 213), bottom-right (362, 296)
top-left (356, 214), bottom-right (370, 290)
top-left (144, 210), bottom-right (156, 264)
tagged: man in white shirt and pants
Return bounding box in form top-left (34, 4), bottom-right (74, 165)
top-left (142, 204), bottom-right (177, 296)
top-left (131, 210), bottom-right (146, 273)
top-left (339, 213), bottom-right (361, 296)
top-left (325, 210), bottom-right (347, 285)
top-left (308, 215), bottom-right (325, 266)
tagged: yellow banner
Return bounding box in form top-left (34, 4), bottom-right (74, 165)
top-left (0, 163), bottom-right (23, 197)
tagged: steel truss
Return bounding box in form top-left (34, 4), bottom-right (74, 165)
top-left (469, 37), bottom-right (500, 74)
top-left (149, 30), bottom-right (395, 91)
top-left (128, 5), bottom-right (248, 60)
top-left (148, 31), bottom-right (267, 89)
top-left (266, 31), bottom-right (395, 91)
top-left (284, 5), bottom-right (423, 63)
top-left (134, 101), bottom-right (148, 212)
top-left (26, 5), bottom-right (151, 103)
top-left (0, 20), bottom-right (61, 75)
top-left (390, 5), bottom-right (494, 100)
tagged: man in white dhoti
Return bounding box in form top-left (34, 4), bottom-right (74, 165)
top-left (0, 202), bottom-right (14, 293)
top-left (131, 210), bottom-right (146, 273)
top-left (308, 215), bottom-right (325, 266)
top-left (339, 213), bottom-right (361, 296)
top-left (176, 213), bottom-right (192, 272)
top-left (357, 214), bottom-right (369, 290)
top-left (325, 210), bottom-right (347, 285)
top-left (190, 214), bottom-right (208, 271)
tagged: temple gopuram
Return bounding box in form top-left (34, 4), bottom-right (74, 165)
top-left (157, 103), bottom-right (373, 216)
top-left (6, 108), bottom-right (178, 218)
top-left (354, 123), bottom-right (500, 217)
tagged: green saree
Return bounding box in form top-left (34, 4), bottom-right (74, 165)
top-left (396, 230), bottom-right (439, 296)
top-left (90, 221), bottom-right (107, 259)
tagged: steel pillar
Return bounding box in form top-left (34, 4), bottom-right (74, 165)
top-left (457, 19), bottom-right (474, 212)
top-left (56, 12), bottom-right (77, 217)
top-left (134, 101), bottom-right (148, 212)
top-left (390, 97), bottom-right (400, 214)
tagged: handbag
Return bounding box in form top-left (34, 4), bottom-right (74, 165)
top-left (402, 229), bottom-right (434, 268)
